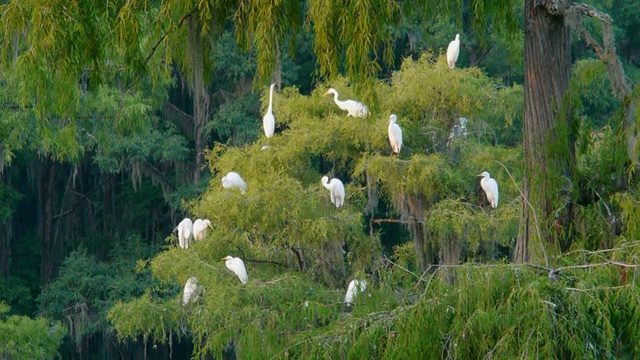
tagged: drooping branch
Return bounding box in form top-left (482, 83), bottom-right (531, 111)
top-left (576, 25), bottom-right (605, 58)
top-left (568, 2), bottom-right (637, 162)
top-left (571, 2), bottom-right (631, 97)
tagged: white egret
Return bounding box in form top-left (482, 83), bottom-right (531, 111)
top-left (193, 218), bottom-right (213, 241)
top-left (223, 255), bottom-right (249, 284)
top-left (222, 172), bottom-right (247, 194)
top-left (324, 88), bottom-right (369, 118)
top-left (344, 279), bottom-right (367, 305)
top-left (181, 277), bottom-right (203, 305)
top-left (447, 34), bottom-right (461, 69)
top-left (478, 171), bottom-right (499, 208)
top-left (388, 114), bottom-right (403, 154)
top-left (321, 176), bottom-right (346, 208)
top-left (263, 83), bottom-right (276, 138)
top-left (175, 218), bottom-right (193, 249)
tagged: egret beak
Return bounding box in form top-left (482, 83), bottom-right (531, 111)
top-left (476, 173), bottom-right (483, 177)
top-left (324, 90), bottom-right (331, 96)
top-left (208, 224), bottom-right (214, 230)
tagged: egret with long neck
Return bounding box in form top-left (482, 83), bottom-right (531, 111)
top-left (263, 83), bottom-right (275, 138)
top-left (321, 175), bottom-right (346, 208)
top-left (324, 88), bottom-right (369, 118)
top-left (447, 34), bottom-right (461, 69)
top-left (477, 171), bottom-right (499, 208)
top-left (388, 114), bottom-right (403, 154)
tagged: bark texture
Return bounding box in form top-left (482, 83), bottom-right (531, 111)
top-left (515, 0), bottom-right (575, 263)
top-left (40, 156), bottom-right (60, 286)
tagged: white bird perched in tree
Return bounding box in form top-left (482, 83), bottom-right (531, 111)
top-left (478, 171), bottom-right (499, 208)
top-left (388, 114), bottom-right (403, 154)
top-left (321, 176), bottom-right (345, 208)
top-left (222, 172), bottom-right (247, 194)
top-left (181, 277), bottom-right (203, 306)
top-left (324, 88), bottom-right (369, 118)
top-left (192, 218), bottom-right (213, 241)
top-left (447, 34), bottom-right (461, 69)
top-left (223, 255), bottom-right (249, 284)
top-left (263, 83), bottom-right (276, 138)
top-left (344, 279), bottom-right (367, 305)
top-left (175, 218), bottom-right (193, 249)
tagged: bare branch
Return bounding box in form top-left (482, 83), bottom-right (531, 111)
top-left (571, 2), bottom-right (612, 23)
top-left (245, 257), bottom-right (289, 269)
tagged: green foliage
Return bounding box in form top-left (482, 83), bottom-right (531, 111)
top-left (0, 303), bottom-right (65, 359)
top-left (108, 52), bottom-right (529, 358)
top-left (0, 182), bottom-right (22, 223)
top-left (286, 253), bottom-right (640, 359)
top-left (37, 236), bottom-right (158, 349)
top-left (572, 59), bottom-right (620, 128)
top-left (0, 278), bottom-right (33, 315)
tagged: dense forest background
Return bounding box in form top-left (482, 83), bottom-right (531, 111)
top-left (1, 0), bottom-right (640, 358)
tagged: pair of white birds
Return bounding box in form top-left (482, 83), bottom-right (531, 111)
top-left (261, 83), bottom-right (371, 139)
top-left (325, 88), bottom-right (403, 155)
top-left (175, 218), bottom-right (213, 249)
top-left (324, 86), bottom-right (403, 154)
top-left (219, 170), bottom-right (347, 209)
top-left (183, 266), bottom-right (364, 306)
top-left (181, 255), bottom-right (249, 305)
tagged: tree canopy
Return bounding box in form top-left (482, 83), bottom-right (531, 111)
top-left (0, 0), bottom-right (639, 358)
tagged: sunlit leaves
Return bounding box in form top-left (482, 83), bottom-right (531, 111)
top-left (0, 304), bottom-right (65, 359)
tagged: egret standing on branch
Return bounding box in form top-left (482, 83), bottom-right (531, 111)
top-left (324, 88), bottom-right (369, 118)
top-left (344, 279), bottom-right (367, 305)
top-left (175, 218), bottom-right (193, 249)
top-left (223, 256), bottom-right (249, 284)
top-left (447, 34), bottom-right (461, 69)
top-left (321, 176), bottom-right (346, 208)
top-left (263, 83), bottom-right (275, 138)
top-left (222, 172), bottom-right (247, 194)
top-left (388, 114), bottom-right (403, 154)
top-left (193, 219), bottom-right (213, 241)
top-left (181, 277), bottom-right (202, 305)
top-left (478, 171), bottom-right (499, 208)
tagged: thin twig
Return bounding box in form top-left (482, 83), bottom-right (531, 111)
top-left (245, 257), bottom-right (289, 268)
top-left (189, 248), bottom-right (222, 273)
top-left (382, 256), bottom-right (420, 279)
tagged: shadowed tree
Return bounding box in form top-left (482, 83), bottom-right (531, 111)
top-left (513, 0), bottom-right (637, 264)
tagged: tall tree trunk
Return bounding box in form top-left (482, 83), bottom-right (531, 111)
top-left (403, 195), bottom-right (432, 272)
top-left (0, 172), bottom-right (10, 279)
top-left (514, 0), bottom-right (575, 264)
top-left (187, 18), bottom-right (211, 184)
top-left (40, 156), bottom-right (60, 286)
top-left (0, 221), bottom-right (10, 280)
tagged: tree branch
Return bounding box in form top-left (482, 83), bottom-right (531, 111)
top-left (124, 8), bottom-right (198, 92)
top-left (245, 257), bottom-right (289, 268)
top-left (569, 2), bottom-right (636, 162)
top-left (576, 26), bottom-right (605, 58)
top-left (570, 2), bottom-right (612, 23)
top-left (53, 178), bottom-right (110, 220)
